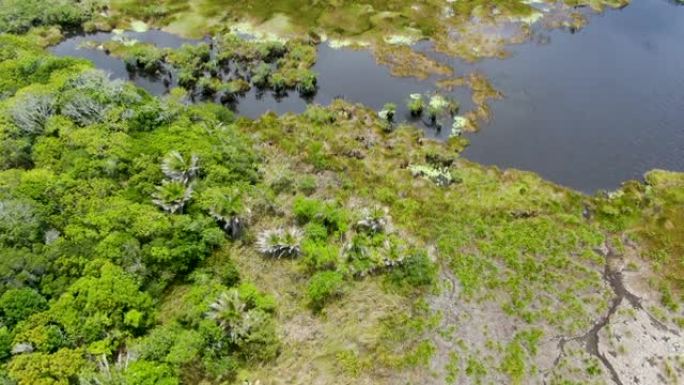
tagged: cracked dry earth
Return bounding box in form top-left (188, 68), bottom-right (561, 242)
top-left (428, 241), bottom-right (684, 385)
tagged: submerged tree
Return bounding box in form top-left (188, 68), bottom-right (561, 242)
top-left (407, 93), bottom-right (424, 116)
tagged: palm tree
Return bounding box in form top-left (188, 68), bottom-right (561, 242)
top-left (207, 289), bottom-right (271, 345)
top-left (79, 353), bottom-right (130, 385)
top-left (161, 151), bottom-right (200, 184)
top-left (356, 207), bottom-right (388, 235)
top-left (256, 227), bottom-right (303, 258)
top-left (152, 180), bottom-right (193, 214)
top-left (205, 188), bottom-right (247, 239)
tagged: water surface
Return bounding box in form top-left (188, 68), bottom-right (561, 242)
top-left (50, 0), bottom-right (684, 192)
top-left (460, 0), bottom-right (684, 192)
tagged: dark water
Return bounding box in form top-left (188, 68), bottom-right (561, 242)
top-left (50, 0), bottom-right (684, 192)
top-left (460, 0), bottom-right (684, 192)
top-left (51, 30), bottom-right (195, 95)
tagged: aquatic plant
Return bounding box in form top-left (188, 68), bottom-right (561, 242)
top-left (196, 76), bottom-right (218, 96)
top-left (177, 69), bottom-right (197, 88)
top-left (297, 70), bottom-right (318, 96)
top-left (256, 227), bottom-right (303, 258)
top-left (451, 116), bottom-right (468, 137)
top-left (407, 93), bottom-right (424, 116)
top-left (269, 72), bottom-right (287, 93)
top-left (122, 44), bottom-right (166, 74)
top-left (427, 94), bottom-right (450, 123)
top-left (378, 103), bottom-right (397, 122)
top-left (251, 62), bottom-right (272, 89)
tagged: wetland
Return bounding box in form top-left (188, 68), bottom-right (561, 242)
top-left (0, 1), bottom-right (682, 384)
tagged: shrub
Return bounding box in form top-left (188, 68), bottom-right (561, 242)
top-left (269, 171), bottom-right (295, 195)
top-left (0, 288), bottom-right (47, 327)
top-left (296, 70), bottom-right (317, 96)
top-left (303, 105), bottom-right (335, 125)
top-left (0, 0), bottom-right (96, 33)
top-left (0, 326), bottom-right (11, 361)
top-left (409, 164), bottom-right (456, 187)
top-left (386, 251), bottom-right (437, 289)
top-left (297, 175), bottom-right (317, 195)
top-left (0, 199), bottom-right (43, 247)
top-left (10, 93), bottom-right (55, 136)
top-left (301, 240), bottom-right (338, 272)
top-left (292, 197), bottom-right (323, 224)
top-left (251, 62), bottom-right (271, 89)
top-left (303, 222), bottom-right (328, 241)
top-left (355, 207), bottom-right (389, 235)
top-left (61, 93), bottom-right (107, 126)
top-left (307, 271), bottom-right (344, 312)
top-left (63, 70), bottom-right (134, 105)
top-left (293, 197), bottom-right (348, 234)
